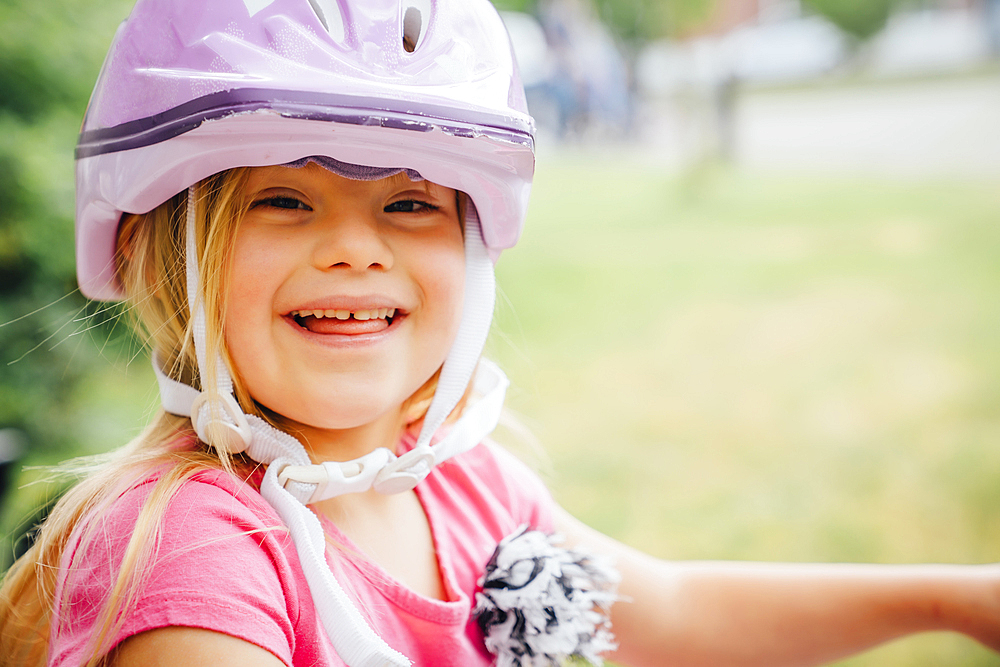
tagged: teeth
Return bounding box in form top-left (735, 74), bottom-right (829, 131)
top-left (292, 308), bottom-right (396, 320)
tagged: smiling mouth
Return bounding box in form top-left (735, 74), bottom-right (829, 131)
top-left (289, 308), bottom-right (399, 335)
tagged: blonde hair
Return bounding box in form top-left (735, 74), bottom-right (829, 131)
top-left (0, 167), bottom-right (458, 665)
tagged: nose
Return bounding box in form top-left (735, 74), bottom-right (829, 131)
top-left (312, 209), bottom-right (393, 271)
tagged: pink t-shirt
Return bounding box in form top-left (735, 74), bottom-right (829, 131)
top-left (49, 440), bottom-right (554, 666)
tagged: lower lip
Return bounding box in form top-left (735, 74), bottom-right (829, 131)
top-left (281, 313), bottom-right (406, 347)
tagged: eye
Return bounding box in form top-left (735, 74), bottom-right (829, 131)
top-left (384, 199), bottom-right (439, 213)
top-left (252, 196), bottom-right (311, 211)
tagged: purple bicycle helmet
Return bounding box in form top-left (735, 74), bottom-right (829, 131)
top-left (76, 0), bottom-right (534, 300)
top-left (73, 1), bottom-right (536, 665)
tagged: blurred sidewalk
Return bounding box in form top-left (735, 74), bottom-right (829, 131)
top-left (636, 74), bottom-right (1000, 179)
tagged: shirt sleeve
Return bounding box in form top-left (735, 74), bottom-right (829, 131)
top-left (481, 440), bottom-right (557, 534)
top-left (50, 471), bottom-right (301, 667)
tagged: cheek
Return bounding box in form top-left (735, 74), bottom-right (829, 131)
top-left (227, 240), bottom-right (262, 324)
top-left (419, 239), bottom-right (466, 338)
top-left (227, 228), bottom-right (296, 312)
top-left (224, 233), bottom-right (286, 363)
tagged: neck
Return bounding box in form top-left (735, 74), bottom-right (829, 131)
top-left (274, 408), bottom-right (410, 463)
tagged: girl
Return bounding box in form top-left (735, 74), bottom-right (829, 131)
top-left (1, 0), bottom-right (999, 665)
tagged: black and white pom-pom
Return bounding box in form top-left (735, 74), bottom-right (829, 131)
top-left (473, 525), bottom-right (620, 667)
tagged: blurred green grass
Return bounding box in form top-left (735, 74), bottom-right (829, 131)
top-left (490, 155), bottom-right (1000, 666)
top-left (4, 155), bottom-right (1000, 665)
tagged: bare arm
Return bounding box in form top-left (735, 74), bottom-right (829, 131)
top-left (108, 626), bottom-right (287, 667)
top-left (554, 506), bottom-right (1000, 667)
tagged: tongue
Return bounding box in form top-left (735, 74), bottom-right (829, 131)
top-left (302, 315), bottom-right (389, 335)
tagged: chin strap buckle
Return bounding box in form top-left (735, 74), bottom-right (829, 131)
top-left (278, 447), bottom-right (395, 504)
top-left (190, 391), bottom-right (252, 453)
top-left (276, 445), bottom-right (437, 503)
top-left (373, 445), bottom-right (435, 495)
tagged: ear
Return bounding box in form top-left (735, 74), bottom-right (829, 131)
top-left (114, 212), bottom-right (149, 295)
top-left (115, 212), bottom-right (138, 264)
top-left (115, 210), bottom-right (163, 299)
top-left (456, 191), bottom-right (468, 237)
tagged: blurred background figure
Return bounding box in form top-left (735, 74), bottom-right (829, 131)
top-left (990, 0), bottom-right (1000, 51)
top-left (502, 0), bottom-right (633, 140)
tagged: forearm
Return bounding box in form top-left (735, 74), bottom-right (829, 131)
top-left (552, 507), bottom-right (1000, 667)
top-left (609, 557), bottom-right (998, 667)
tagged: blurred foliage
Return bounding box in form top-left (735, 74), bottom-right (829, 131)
top-left (0, 0), bottom-right (137, 464)
top-left (591, 0), bottom-right (714, 42)
top-left (802, 0), bottom-right (902, 40)
top-left (491, 0), bottom-right (535, 11)
top-left (494, 0), bottom-right (908, 43)
top-left (492, 0), bottom-right (715, 41)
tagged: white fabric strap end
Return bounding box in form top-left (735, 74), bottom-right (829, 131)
top-left (261, 461), bottom-right (411, 667)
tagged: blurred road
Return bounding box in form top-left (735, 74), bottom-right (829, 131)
top-left (638, 73), bottom-right (1000, 178)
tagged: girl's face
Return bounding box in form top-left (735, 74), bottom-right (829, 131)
top-left (225, 163), bottom-right (465, 449)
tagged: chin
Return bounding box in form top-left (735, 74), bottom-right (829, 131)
top-left (273, 398), bottom-right (401, 433)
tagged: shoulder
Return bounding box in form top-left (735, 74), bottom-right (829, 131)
top-left (51, 466), bottom-right (304, 667)
top-left (65, 467), bottom-right (289, 568)
top-left (73, 466), bottom-right (279, 528)
top-left (465, 440), bottom-right (550, 494)
top-left (152, 467), bottom-right (286, 535)
top-left (431, 439), bottom-right (556, 533)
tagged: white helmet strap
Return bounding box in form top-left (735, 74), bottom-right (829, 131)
top-left (184, 187), bottom-right (252, 453)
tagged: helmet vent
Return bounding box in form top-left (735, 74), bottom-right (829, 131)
top-left (402, 1), bottom-right (430, 53)
top-left (308, 0), bottom-right (346, 42)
